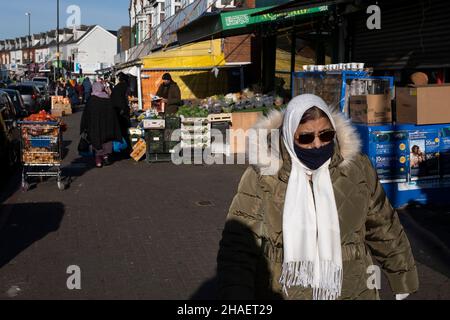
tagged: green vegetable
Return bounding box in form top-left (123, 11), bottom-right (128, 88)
top-left (176, 105), bottom-right (208, 118)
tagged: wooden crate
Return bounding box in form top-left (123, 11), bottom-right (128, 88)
top-left (130, 138), bottom-right (147, 162)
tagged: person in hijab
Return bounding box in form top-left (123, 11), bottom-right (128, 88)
top-left (155, 73), bottom-right (182, 115)
top-left (80, 81), bottom-right (122, 168)
top-left (217, 94), bottom-right (418, 300)
top-left (111, 72), bottom-right (131, 152)
top-left (82, 77), bottom-right (92, 104)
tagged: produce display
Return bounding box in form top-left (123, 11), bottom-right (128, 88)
top-left (23, 150), bottom-right (59, 164)
top-left (24, 110), bottom-right (58, 122)
top-left (19, 112), bottom-right (62, 165)
top-left (176, 105), bottom-right (209, 118)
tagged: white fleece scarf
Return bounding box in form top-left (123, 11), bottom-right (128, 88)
top-left (279, 94), bottom-right (343, 300)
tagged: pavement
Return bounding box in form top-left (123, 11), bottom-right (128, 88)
top-left (0, 107), bottom-right (449, 300)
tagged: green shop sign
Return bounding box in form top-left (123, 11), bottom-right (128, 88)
top-left (221, 5), bottom-right (329, 30)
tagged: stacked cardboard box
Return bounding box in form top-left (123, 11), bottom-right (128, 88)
top-left (396, 85), bottom-right (450, 125)
top-left (350, 94), bottom-right (392, 124)
top-left (51, 96), bottom-right (72, 117)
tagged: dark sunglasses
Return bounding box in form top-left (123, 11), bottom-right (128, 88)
top-left (297, 129), bottom-right (336, 145)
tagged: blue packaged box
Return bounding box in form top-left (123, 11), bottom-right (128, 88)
top-left (354, 123), bottom-right (450, 208)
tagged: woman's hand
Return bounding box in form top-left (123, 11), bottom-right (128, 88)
top-left (396, 293), bottom-right (410, 300)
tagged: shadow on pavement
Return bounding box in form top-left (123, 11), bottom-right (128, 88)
top-left (0, 202), bottom-right (65, 269)
top-left (61, 140), bottom-right (72, 160)
top-left (399, 204), bottom-right (450, 279)
top-left (191, 219), bottom-right (283, 300)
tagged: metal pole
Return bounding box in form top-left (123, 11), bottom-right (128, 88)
top-left (57, 0), bottom-right (60, 79)
top-left (137, 65), bottom-right (143, 110)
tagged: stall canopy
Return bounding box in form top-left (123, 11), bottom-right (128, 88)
top-left (142, 39), bottom-right (226, 70)
top-left (141, 39), bottom-right (249, 103)
top-left (176, 3), bottom-right (330, 46)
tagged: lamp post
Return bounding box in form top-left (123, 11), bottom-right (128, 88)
top-left (56, 0), bottom-right (60, 79)
top-left (25, 12), bottom-right (31, 37)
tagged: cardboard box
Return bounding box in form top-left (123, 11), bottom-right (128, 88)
top-left (350, 94), bottom-right (392, 124)
top-left (396, 85), bottom-right (450, 125)
top-left (51, 103), bottom-right (72, 117)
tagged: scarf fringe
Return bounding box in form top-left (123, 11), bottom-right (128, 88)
top-left (280, 260), bottom-right (343, 300)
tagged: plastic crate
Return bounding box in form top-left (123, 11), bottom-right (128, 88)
top-left (180, 116), bottom-right (209, 124)
top-left (164, 129), bottom-right (181, 142)
top-left (147, 152), bottom-right (172, 163)
top-left (143, 119), bottom-right (165, 129)
top-left (145, 129), bottom-right (164, 140)
top-left (145, 130), bottom-right (164, 152)
top-left (165, 116), bottom-right (181, 129)
top-left (165, 141), bottom-right (182, 154)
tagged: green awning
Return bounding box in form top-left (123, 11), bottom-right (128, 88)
top-left (221, 5), bottom-right (329, 30)
top-left (177, 4), bottom-right (329, 46)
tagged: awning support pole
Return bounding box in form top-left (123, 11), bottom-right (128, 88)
top-left (240, 66), bottom-right (245, 91)
top-left (137, 65), bottom-right (143, 110)
top-left (290, 28), bottom-right (296, 98)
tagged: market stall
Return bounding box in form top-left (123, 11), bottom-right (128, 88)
top-left (140, 39), bottom-right (250, 109)
top-left (127, 88), bottom-right (285, 162)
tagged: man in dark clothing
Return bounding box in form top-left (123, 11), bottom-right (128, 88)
top-left (155, 73), bottom-right (182, 115)
top-left (82, 77), bottom-right (92, 104)
top-left (111, 72), bottom-right (131, 152)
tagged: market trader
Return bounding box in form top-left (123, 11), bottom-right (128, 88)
top-left (155, 73), bottom-right (182, 115)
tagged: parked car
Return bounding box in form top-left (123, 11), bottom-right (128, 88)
top-left (0, 91), bottom-right (20, 168)
top-left (24, 81), bottom-right (50, 108)
top-left (0, 89), bottom-right (28, 118)
top-left (32, 76), bottom-right (50, 86)
top-left (7, 84), bottom-right (42, 113)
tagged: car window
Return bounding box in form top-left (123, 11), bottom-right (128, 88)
top-left (16, 86), bottom-right (35, 95)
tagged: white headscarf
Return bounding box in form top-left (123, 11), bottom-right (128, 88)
top-left (279, 94), bottom-right (343, 300)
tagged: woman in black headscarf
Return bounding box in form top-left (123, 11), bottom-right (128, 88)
top-left (80, 82), bottom-right (122, 168)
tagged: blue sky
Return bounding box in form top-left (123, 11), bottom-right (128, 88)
top-left (0, 0), bottom-right (130, 39)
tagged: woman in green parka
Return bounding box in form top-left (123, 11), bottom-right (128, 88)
top-left (217, 94), bottom-right (419, 300)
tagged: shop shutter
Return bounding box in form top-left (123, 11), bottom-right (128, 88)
top-left (349, 0), bottom-right (450, 69)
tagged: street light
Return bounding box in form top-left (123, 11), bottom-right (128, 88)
top-left (56, 0), bottom-right (60, 79)
top-left (25, 12), bottom-right (31, 38)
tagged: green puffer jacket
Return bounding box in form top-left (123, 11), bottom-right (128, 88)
top-left (217, 110), bottom-right (419, 300)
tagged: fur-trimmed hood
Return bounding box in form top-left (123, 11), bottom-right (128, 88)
top-left (249, 108), bottom-right (362, 176)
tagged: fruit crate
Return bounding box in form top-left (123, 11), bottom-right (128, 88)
top-left (165, 116), bottom-right (181, 129)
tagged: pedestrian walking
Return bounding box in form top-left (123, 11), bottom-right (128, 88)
top-left (56, 80), bottom-right (66, 97)
top-left (80, 82), bottom-right (122, 168)
top-left (217, 94), bottom-right (419, 300)
top-left (111, 72), bottom-right (131, 152)
top-left (66, 80), bottom-right (80, 106)
top-left (75, 78), bottom-right (84, 103)
top-left (82, 77), bottom-right (92, 104)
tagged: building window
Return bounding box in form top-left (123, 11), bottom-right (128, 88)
top-left (160, 13), bottom-right (165, 22)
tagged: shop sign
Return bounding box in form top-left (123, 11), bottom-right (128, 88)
top-left (221, 5), bottom-right (329, 30)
